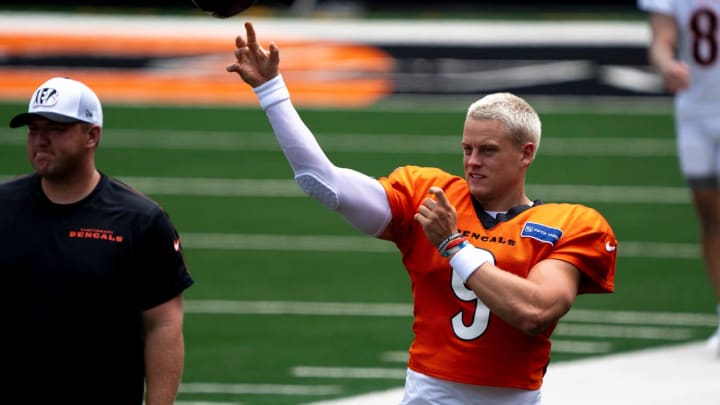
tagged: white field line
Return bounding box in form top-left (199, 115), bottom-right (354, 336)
top-left (292, 366), bottom-right (407, 380)
top-left (184, 300), bottom-right (716, 326)
top-left (184, 233), bottom-right (395, 253)
top-left (2, 174), bottom-right (689, 204)
top-left (0, 173), bottom-right (689, 204)
top-left (176, 402), bottom-right (243, 405)
top-left (185, 300), bottom-right (413, 316)
top-left (112, 178), bottom-right (696, 205)
top-left (379, 351), bottom-right (412, 363)
top-left (179, 232), bottom-right (697, 259)
top-left (381, 338), bottom-right (613, 359)
top-left (120, 179), bottom-right (690, 205)
top-left (178, 383), bottom-right (341, 396)
top-left (185, 299), bottom-right (711, 358)
top-left (550, 340), bottom-right (613, 354)
top-left (554, 323), bottom-right (695, 340)
top-left (111, 178), bottom-right (697, 205)
top-left (563, 308), bottom-right (716, 326)
top-left (184, 300), bottom-right (712, 353)
top-left (0, 128), bottom-right (677, 157)
top-left (184, 300), bottom-right (715, 342)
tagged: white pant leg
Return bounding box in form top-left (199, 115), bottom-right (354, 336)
top-left (399, 368), bottom-right (541, 405)
top-left (675, 114), bottom-right (720, 185)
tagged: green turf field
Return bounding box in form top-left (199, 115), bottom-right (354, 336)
top-left (0, 100), bottom-right (715, 405)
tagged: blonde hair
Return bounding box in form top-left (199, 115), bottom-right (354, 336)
top-left (466, 92), bottom-right (542, 157)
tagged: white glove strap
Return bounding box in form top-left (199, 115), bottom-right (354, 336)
top-left (449, 245), bottom-right (494, 283)
top-left (254, 75), bottom-right (290, 110)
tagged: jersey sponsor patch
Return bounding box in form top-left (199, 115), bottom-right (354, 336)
top-left (521, 221), bottom-right (563, 245)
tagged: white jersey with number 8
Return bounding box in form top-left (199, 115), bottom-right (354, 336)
top-left (639, 0), bottom-right (720, 118)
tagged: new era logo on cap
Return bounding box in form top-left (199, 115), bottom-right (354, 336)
top-left (9, 77), bottom-right (103, 128)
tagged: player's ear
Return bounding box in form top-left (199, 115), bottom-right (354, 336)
top-left (521, 142), bottom-right (536, 164)
top-left (86, 124), bottom-right (101, 149)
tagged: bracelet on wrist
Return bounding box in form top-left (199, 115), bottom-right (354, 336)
top-left (436, 232), bottom-right (463, 254)
top-left (441, 239), bottom-right (469, 257)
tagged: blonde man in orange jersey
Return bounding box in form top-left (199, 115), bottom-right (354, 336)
top-left (228, 22), bottom-right (617, 404)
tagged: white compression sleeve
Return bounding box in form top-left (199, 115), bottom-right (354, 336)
top-left (253, 75), bottom-right (392, 237)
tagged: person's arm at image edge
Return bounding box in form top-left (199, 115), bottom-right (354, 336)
top-left (143, 294), bottom-right (186, 405)
top-left (648, 12), bottom-right (689, 93)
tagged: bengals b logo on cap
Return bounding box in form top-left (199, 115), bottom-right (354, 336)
top-left (9, 77), bottom-right (103, 128)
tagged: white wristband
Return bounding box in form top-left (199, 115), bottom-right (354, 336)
top-left (449, 245), bottom-right (495, 283)
top-left (254, 74), bottom-right (290, 110)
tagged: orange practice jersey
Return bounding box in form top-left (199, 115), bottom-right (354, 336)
top-left (378, 166), bottom-right (617, 390)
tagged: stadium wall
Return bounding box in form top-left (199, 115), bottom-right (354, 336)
top-left (0, 12), bottom-right (663, 107)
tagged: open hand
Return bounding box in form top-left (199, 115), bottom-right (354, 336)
top-left (226, 21), bottom-right (280, 87)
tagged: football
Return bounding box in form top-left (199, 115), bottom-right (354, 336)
top-left (192, 0), bottom-right (257, 18)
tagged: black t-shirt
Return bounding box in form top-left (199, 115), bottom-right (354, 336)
top-left (0, 173), bottom-right (194, 404)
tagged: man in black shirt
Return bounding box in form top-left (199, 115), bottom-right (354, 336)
top-left (1, 77), bottom-right (194, 404)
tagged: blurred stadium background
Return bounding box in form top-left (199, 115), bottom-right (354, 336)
top-left (0, 0), bottom-right (638, 15)
top-left (1, 1), bottom-right (718, 404)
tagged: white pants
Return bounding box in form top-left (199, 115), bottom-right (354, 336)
top-left (676, 114), bottom-right (720, 187)
top-left (399, 368), bottom-right (542, 405)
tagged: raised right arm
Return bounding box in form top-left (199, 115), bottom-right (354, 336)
top-left (227, 22), bottom-right (392, 237)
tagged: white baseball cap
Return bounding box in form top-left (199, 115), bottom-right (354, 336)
top-left (9, 77), bottom-right (103, 128)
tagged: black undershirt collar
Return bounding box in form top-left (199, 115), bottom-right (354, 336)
top-left (472, 196), bottom-right (543, 229)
